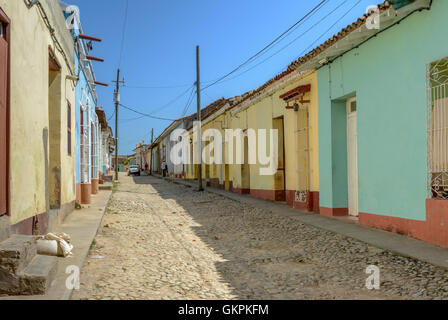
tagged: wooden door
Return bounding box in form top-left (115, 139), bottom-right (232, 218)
top-left (0, 15), bottom-right (9, 216)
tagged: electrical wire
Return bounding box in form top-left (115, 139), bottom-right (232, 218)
top-left (118, 0), bottom-right (130, 69)
top-left (294, 0), bottom-right (363, 61)
top-left (201, 0), bottom-right (329, 91)
top-left (24, 0), bottom-right (74, 76)
top-left (181, 87), bottom-right (196, 117)
top-left (123, 83), bottom-right (193, 89)
top-left (121, 115), bottom-right (146, 123)
top-left (149, 85), bottom-right (195, 115)
top-left (119, 103), bottom-right (176, 121)
top-left (107, 109), bottom-right (116, 122)
top-left (213, 0), bottom-right (350, 84)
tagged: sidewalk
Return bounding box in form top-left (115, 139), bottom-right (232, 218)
top-left (158, 175), bottom-right (448, 270)
top-left (1, 189), bottom-right (113, 300)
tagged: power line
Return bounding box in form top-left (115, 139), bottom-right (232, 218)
top-left (119, 103), bottom-right (177, 121)
top-left (123, 83), bottom-right (193, 89)
top-left (181, 86), bottom-right (196, 117)
top-left (295, 0), bottom-right (363, 61)
top-left (107, 109), bottom-right (116, 122)
top-left (214, 0), bottom-right (350, 84)
top-left (121, 115), bottom-right (146, 123)
top-left (201, 0), bottom-right (329, 91)
top-left (149, 85), bottom-right (195, 115)
top-left (118, 0), bottom-right (129, 68)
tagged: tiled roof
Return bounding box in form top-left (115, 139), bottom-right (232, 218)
top-left (148, 1), bottom-right (428, 144)
top-left (287, 1), bottom-right (394, 71)
top-left (184, 98), bottom-right (227, 130)
top-left (229, 0), bottom-right (423, 112)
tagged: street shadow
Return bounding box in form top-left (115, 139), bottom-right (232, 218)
top-left (130, 175), bottom-right (339, 300)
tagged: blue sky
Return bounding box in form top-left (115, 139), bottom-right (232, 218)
top-left (70, 0), bottom-right (383, 155)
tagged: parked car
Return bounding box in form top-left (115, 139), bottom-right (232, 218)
top-left (128, 165), bottom-right (141, 176)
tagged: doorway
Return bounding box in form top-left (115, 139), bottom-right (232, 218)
top-left (273, 117), bottom-right (286, 201)
top-left (346, 97), bottom-right (358, 217)
top-left (241, 130), bottom-right (250, 192)
top-left (0, 10), bottom-right (9, 216)
top-left (48, 50), bottom-right (62, 209)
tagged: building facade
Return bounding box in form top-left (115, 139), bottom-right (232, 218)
top-left (0, 0), bottom-right (77, 240)
top-left (228, 70), bottom-right (320, 211)
top-left (62, 2), bottom-right (106, 205)
top-left (313, 0), bottom-right (448, 247)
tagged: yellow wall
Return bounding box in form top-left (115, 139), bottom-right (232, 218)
top-left (230, 71), bottom-right (319, 193)
top-left (183, 71), bottom-right (319, 195)
top-left (1, 0), bottom-right (76, 224)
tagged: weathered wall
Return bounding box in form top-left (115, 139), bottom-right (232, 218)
top-left (230, 71), bottom-right (319, 194)
top-left (317, 1), bottom-right (448, 220)
top-left (0, 0), bottom-right (76, 226)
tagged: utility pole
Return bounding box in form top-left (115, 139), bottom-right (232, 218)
top-left (196, 46), bottom-right (203, 191)
top-left (113, 68), bottom-right (124, 183)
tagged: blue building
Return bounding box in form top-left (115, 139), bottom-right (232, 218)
top-left (61, 2), bottom-right (109, 204)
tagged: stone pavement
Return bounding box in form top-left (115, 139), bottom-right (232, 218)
top-left (170, 177), bottom-right (448, 270)
top-left (71, 174), bottom-right (448, 300)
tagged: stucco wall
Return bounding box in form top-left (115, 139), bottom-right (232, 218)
top-left (230, 71), bottom-right (319, 193)
top-left (1, 0), bottom-right (76, 224)
top-left (317, 1), bottom-right (447, 220)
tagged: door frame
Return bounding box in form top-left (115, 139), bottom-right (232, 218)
top-left (273, 116), bottom-right (286, 199)
top-left (0, 8), bottom-right (10, 217)
top-left (346, 97), bottom-right (358, 217)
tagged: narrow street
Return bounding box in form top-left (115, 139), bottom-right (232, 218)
top-left (72, 174), bottom-right (448, 300)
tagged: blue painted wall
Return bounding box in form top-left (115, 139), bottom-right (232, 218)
top-left (65, 14), bottom-right (100, 185)
top-left (318, 0), bottom-right (448, 220)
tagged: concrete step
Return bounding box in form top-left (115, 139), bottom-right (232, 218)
top-left (0, 235), bottom-right (38, 295)
top-left (20, 255), bottom-right (58, 296)
top-left (0, 235), bottom-right (37, 274)
top-left (99, 183), bottom-right (112, 191)
top-left (0, 235), bottom-right (58, 296)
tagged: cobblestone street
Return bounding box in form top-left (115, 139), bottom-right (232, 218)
top-left (72, 174), bottom-right (448, 300)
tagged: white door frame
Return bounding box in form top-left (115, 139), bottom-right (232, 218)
top-left (347, 97), bottom-right (359, 217)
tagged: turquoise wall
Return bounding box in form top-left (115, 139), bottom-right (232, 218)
top-left (318, 0), bottom-right (448, 220)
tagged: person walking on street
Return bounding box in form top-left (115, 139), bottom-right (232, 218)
top-left (162, 160), bottom-right (168, 177)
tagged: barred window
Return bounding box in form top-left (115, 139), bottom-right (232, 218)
top-left (427, 57), bottom-right (448, 200)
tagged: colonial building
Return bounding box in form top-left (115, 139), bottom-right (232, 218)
top-left (95, 107), bottom-right (114, 183)
top-left (310, 0), bottom-right (448, 247)
top-left (228, 70), bottom-right (320, 212)
top-left (0, 0), bottom-right (79, 295)
top-left (0, 0), bottom-right (77, 240)
top-left (61, 2), bottom-right (107, 204)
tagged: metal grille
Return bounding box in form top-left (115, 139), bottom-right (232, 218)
top-left (92, 122), bottom-right (98, 179)
top-left (427, 57), bottom-right (448, 200)
top-left (80, 123), bottom-right (91, 184)
top-left (294, 104), bottom-right (310, 197)
top-left (80, 102), bottom-right (91, 184)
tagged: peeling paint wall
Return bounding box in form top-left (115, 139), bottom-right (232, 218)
top-left (0, 0), bottom-right (76, 225)
top-left (229, 71), bottom-right (319, 194)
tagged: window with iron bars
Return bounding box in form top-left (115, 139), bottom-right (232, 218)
top-left (427, 57), bottom-right (448, 200)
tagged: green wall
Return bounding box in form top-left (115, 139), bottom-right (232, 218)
top-left (318, 0), bottom-right (448, 220)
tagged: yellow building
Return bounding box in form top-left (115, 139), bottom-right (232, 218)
top-left (0, 0), bottom-right (77, 240)
top-left (183, 69), bottom-right (320, 212)
top-left (228, 69), bottom-right (319, 212)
